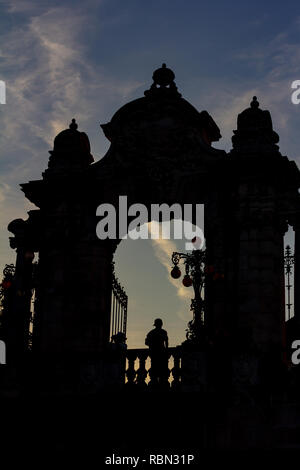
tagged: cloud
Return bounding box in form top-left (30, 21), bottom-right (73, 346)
top-left (148, 222), bottom-right (191, 301)
top-left (4, 0), bottom-right (42, 13)
top-left (0, 3), bottom-right (142, 268)
top-left (0, 183), bottom-right (10, 204)
top-left (1, 5), bottom-right (141, 152)
top-left (149, 234), bottom-right (192, 323)
top-left (191, 19), bottom-right (300, 160)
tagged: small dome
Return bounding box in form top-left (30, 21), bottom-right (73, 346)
top-left (232, 97), bottom-right (279, 154)
top-left (46, 119), bottom-right (94, 175)
top-left (53, 119), bottom-right (94, 163)
top-left (237, 97), bottom-right (273, 131)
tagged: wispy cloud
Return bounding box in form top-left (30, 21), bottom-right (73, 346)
top-left (1, 4), bottom-right (141, 153)
top-left (148, 222), bottom-right (191, 301)
top-left (0, 3), bottom-right (142, 266)
top-left (4, 0), bottom-right (43, 13)
top-left (193, 19), bottom-right (300, 159)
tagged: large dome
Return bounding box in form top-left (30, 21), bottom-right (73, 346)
top-left (101, 64), bottom-right (221, 146)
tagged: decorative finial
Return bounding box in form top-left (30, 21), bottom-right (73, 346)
top-left (152, 63), bottom-right (175, 87)
top-left (144, 63), bottom-right (181, 97)
top-left (69, 118), bottom-right (78, 131)
top-left (250, 96), bottom-right (259, 109)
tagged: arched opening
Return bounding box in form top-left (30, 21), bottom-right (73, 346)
top-left (114, 222), bottom-right (200, 349)
top-left (112, 213), bottom-right (204, 386)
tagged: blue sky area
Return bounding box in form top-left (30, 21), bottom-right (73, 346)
top-left (0, 0), bottom-right (299, 347)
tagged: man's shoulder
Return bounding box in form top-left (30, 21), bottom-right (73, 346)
top-left (147, 329), bottom-right (156, 336)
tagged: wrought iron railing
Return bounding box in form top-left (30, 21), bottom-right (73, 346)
top-left (0, 264), bottom-right (15, 335)
top-left (110, 264), bottom-right (128, 341)
top-left (284, 245), bottom-right (295, 320)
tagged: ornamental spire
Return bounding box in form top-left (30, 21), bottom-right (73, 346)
top-left (69, 118), bottom-right (78, 131)
top-left (250, 96), bottom-right (259, 109)
top-left (231, 96), bottom-right (280, 154)
top-left (144, 63), bottom-right (181, 98)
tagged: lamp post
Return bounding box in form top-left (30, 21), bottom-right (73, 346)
top-left (171, 249), bottom-right (206, 344)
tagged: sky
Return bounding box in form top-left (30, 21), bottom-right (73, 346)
top-left (0, 0), bottom-right (300, 348)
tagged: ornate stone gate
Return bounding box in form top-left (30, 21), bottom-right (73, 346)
top-left (4, 64), bottom-right (300, 394)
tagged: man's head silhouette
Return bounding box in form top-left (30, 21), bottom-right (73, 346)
top-left (153, 318), bottom-right (163, 328)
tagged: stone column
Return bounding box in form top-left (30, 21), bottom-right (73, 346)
top-left (19, 176), bottom-right (117, 394)
top-left (204, 184), bottom-right (236, 342)
top-left (7, 218), bottom-right (36, 363)
top-left (33, 225), bottom-right (115, 393)
top-left (235, 184), bottom-right (286, 356)
top-left (204, 191), bottom-right (226, 338)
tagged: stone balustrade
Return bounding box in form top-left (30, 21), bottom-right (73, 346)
top-left (125, 347), bottom-right (181, 389)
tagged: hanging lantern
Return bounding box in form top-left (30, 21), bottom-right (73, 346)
top-left (171, 265), bottom-right (181, 279)
top-left (213, 272), bottom-right (223, 281)
top-left (24, 251), bottom-right (34, 261)
top-left (182, 274), bottom-right (193, 287)
top-left (191, 236), bottom-right (203, 249)
top-left (205, 265), bottom-right (214, 274)
top-left (2, 280), bottom-right (12, 289)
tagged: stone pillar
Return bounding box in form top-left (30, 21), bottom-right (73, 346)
top-left (7, 218), bottom-right (36, 363)
top-left (228, 96), bottom-right (292, 364)
top-left (235, 187), bottom-right (286, 355)
top-left (33, 227), bottom-right (115, 393)
top-left (19, 120), bottom-right (116, 393)
top-left (204, 189), bottom-right (227, 339)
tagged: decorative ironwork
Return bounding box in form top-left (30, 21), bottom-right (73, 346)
top-left (171, 250), bottom-right (206, 343)
top-left (284, 245), bottom-right (295, 320)
top-left (0, 261), bottom-right (39, 351)
top-left (110, 263), bottom-right (128, 341)
top-left (27, 262), bottom-right (39, 351)
top-left (0, 264), bottom-right (15, 322)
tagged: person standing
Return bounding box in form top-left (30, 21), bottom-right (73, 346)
top-left (145, 318), bottom-right (169, 386)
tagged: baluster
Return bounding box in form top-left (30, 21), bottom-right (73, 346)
top-left (126, 350), bottom-right (137, 386)
top-left (171, 347), bottom-right (181, 389)
top-left (136, 350), bottom-right (148, 388)
top-left (123, 303), bottom-right (127, 335)
top-left (165, 351), bottom-right (171, 389)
